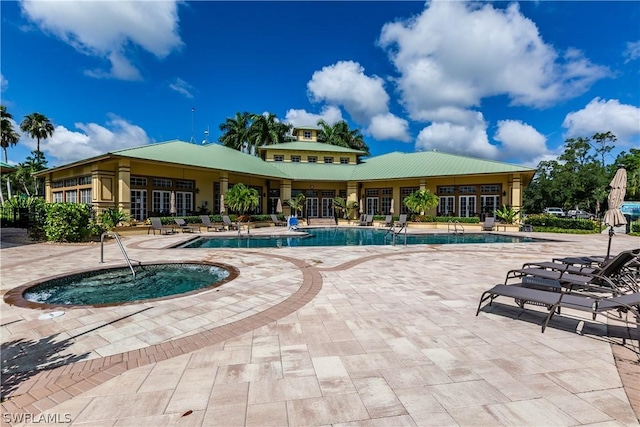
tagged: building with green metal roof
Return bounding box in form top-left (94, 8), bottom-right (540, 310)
top-left (35, 126), bottom-right (535, 222)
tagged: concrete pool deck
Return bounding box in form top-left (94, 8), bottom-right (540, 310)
top-left (0, 227), bottom-right (638, 426)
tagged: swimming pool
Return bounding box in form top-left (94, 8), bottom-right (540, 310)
top-left (176, 227), bottom-right (546, 249)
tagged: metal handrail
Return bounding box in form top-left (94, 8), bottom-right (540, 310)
top-left (455, 221), bottom-right (465, 235)
top-left (100, 232), bottom-right (139, 278)
top-left (447, 220), bottom-right (465, 235)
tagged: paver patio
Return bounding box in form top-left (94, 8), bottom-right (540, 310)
top-left (0, 227), bottom-right (638, 426)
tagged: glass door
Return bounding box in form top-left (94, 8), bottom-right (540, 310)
top-left (480, 195), bottom-right (500, 219)
top-left (321, 198), bottom-right (333, 218)
top-left (306, 197), bottom-right (319, 218)
top-left (459, 196), bottom-right (476, 217)
top-left (130, 190), bottom-right (147, 221)
top-left (366, 197), bottom-right (379, 215)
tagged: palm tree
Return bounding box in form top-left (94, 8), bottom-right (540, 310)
top-left (219, 112), bottom-right (251, 151)
top-left (316, 119), bottom-right (370, 156)
top-left (403, 189), bottom-right (439, 216)
top-left (287, 193), bottom-right (306, 217)
top-left (225, 183), bottom-right (260, 220)
top-left (1, 105), bottom-right (20, 163)
top-left (20, 112), bottom-right (54, 154)
top-left (247, 113), bottom-right (291, 154)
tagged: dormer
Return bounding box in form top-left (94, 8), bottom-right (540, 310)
top-left (291, 126), bottom-right (320, 142)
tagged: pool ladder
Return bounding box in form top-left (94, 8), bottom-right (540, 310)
top-left (384, 223), bottom-right (408, 246)
top-left (447, 220), bottom-right (465, 235)
top-left (100, 232), bottom-right (141, 278)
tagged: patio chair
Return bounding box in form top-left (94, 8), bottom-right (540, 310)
top-left (222, 215), bottom-right (239, 231)
top-left (271, 214), bottom-right (286, 227)
top-left (381, 215), bottom-right (394, 227)
top-left (476, 284), bottom-right (640, 338)
top-left (482, 216), bottom-right (496, 231)
top-left (395, 214), bottom-right (407, 228)
top-left (200, 215), bottom-right (224, 232)
top-left (149, 217), bottom-right (176, 235)
top-left (359, 214), bottom-right (373, 226)
top-left (505, 249), bottom-right (639, 294)
top-left (174, 218), bottom-right (201, 233)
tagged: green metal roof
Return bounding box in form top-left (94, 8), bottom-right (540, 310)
top-left (37, 140), bottom-right (535, 182)
top-left (270, 162), bottom-right (359, 181)
top-left (259, 141), bottom-right (365, 154)
top-left (0, 161), bottom-right (16, 173)
top-left (352, 151), bottom-right (535, 180)
top-left (111, 140), bottom-right (289, 178)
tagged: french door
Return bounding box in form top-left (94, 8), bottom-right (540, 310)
top-left (130, 190), bottom-right (147, 221)
top-left (321, 198), bottom-right (333, 218)
top-left (366, 197), bottom-right (379, 215)
top-left (306, 197), bottom-right (319, 218)
top-left (459, 196), bottom-right (476, 217)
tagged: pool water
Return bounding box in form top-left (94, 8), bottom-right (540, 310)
top-left (23, 263), bottom-right (231, 306)
top-left (177, 228), bottom-right (545, 249)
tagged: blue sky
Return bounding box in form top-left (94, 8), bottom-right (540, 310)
top-left (2, 1), bottom-right (639, 169)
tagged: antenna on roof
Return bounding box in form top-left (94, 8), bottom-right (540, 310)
top-left (190, 107), bottom-right (195, 144)
top-left (202, 126), bottom-right (209, 145)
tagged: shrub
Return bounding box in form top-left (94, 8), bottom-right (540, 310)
top-left (524, 214), bottom-right (595, 231)
top-left (44, 203), bottom-right (93, 242)
top-left (100, 207), bottom-right (129, 230)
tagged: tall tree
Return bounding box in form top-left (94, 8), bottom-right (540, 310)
top-left (248, 113), bottom-right (290, 153)
top-left (20, 112), bottom-right (54, 153)
top-left (591, 131), bottom-right (616, 168)
top-left (1, 105), bottom-right (20, 163)
top-left (218, 112), bottom-right (251, 151)
top-left (316, 119), bottom-right (370, 156)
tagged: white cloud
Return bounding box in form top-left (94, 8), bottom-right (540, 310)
top-left (562, 98), bottom-right (640, 141)
top-left (0, 74), bottom-right (7, 92)
top-left (284, 105), bottom-right (344, 129)
top-left (494, 119), bottom-right (552, 165)
top-left (20, 0), bottom-right (183, 81)
top-left (378, 1), bottom-right (610, 121)
top-left (307, 61), bottom-right (389, 123)
top-left (20, 114), bottom-right (152, 164)
top-left (169, 77), bottom-right (195, 99)
top-left (624, 40), bottom-right (640, 63)
top-left (415, 112), bottom-right (499, 159)
top-left (365, 113), bottom-right (411, 142)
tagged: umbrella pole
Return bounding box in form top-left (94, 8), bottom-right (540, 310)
top-left (606, 226), bottom-right (614, 260)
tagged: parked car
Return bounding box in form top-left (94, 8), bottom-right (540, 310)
top-left (543, 207), bottom-right (566, 217)
top-left (566, 209), bottom-right (596, 220)
top-left (620, 202), bottom-right (640, 221)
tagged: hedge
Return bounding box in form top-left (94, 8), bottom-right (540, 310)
top-left (524, 214), bottom-right (596, 231)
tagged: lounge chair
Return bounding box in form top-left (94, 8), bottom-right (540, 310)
top-left (358, 214), bottom-right (373, 226)
top-left (476, 284), bottom-right (640, 337)
top-left (482, 216), bottom-right (496, 231)
top-left (395, 214), bottom-right (407, 228)
top-left (505, 249), bottom-right (639, 294)
top-left (200, 215), bottom-right (224, 232)
top-left (381, 215), bottom-right (394, 227)
top-left (271, 214), bottom-right (286, 227)
top-left (174, 218), bottom-right (201, 233)
top-left (149, 217), bottom-right (176, 235)
top-left (222, 215), bottom-right (239, 230)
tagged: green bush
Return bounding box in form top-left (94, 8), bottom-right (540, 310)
top-left (100, 207), bottom-right (129, 230)
top-left (524, 214), bottom-right (595, 231)
top-left (44, 203), bottom-right (94, 242)
top-left (631, 221), bottom-right (640, 233)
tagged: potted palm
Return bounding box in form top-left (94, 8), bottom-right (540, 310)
top-left (403, 189), bottom-right (439, 219)
top-left (225, 183), bottom-right (259, 233)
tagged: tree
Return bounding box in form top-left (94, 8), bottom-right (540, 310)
top-left (317, 119), bottom-right (370, 156)
top-left (219, 112), bottom-right (251, 151)
top-left (591, 131), bottom-right (616, 168)
top-left (225, 183), bottom-right (259, 218)
top-left (1, 105), bottom-right (20, 163)
top-left (247, 113), bottom-right (291, 153)
top-left (11, 150), bottom-right (48, 197)
top-left (20, 112), bottom-right (54, 154)
top-left (403, 189), bottom-right (438, 215)
top-left (614, 148), bottom-right (640, 200)
top-left (287, 193), bottom-right (306, 217)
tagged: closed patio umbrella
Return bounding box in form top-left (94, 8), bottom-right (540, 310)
top-left (359, 198), bottom-right (364, 214)
top-left (603, 167), bottom-right (627, 259)
top-left (169, 191), bottom-right (177, 216)
top-left (390, 198), bottom-right (395, 215)
top-left (276, 198), bottom-right (282, 213)
top-left (220, 194), bottom-right (225, 214)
